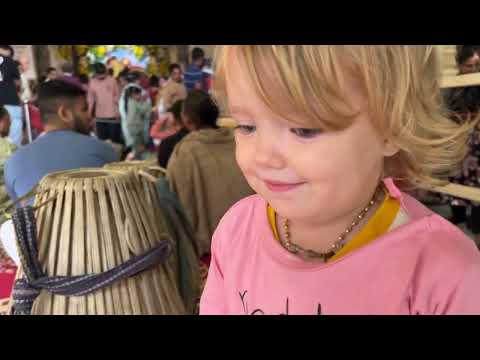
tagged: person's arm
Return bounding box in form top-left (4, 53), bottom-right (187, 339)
top-left (9, 59), bottom-right (21, 95)
top-left (194, 70), bottom-right (204, 91)
top-left (15, 79), bottom-right (21, 93)
top-left (113, 79), bottom-right (120, 106)
top-left (118, 89), bottom-right (126, 120)
top-left (150, 120), bottom-right (162, 140)
top-left (163, 86), bottom-right (173, 110)
top-left (194, 79), bottom-right (203, 90)
top-left (409, 224), bottom-right (480, 315)
top-left (87, 85), bottom-right (96, 118)
top-left (442, 262), bottom-right (480, 314)
top-left (3, 160), bottom-right (18, 203)
top-left (178, 84), bottom-right (187, 101)
top-left (155, 89), bottom-right (164, 114)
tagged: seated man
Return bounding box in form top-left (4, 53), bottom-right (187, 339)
top-left (5, 80), bottom-right (119, 204)
top-left (167, 90), bottom-right (254, 259)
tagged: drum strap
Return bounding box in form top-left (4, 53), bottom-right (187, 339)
top-left (10, 206), bottom-right (173, 315)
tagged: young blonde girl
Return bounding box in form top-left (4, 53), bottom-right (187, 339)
top-left (200, 45), bottom-right (480, 315)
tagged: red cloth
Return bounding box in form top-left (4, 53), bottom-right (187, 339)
top-left (0, 257), bottom-right (16, 299)
top-left (150, 122), bottom-right (179, 141)
top-left (28, 104), bottom-right (44, 134)
top-left (148, 88), bottom-right (159, 106)
top-left (200, 254), bottom-right (211, 269)
top-left (150, 114), bottom-right (180, 141)
top-left (0, 273), bottom-right (15, 299)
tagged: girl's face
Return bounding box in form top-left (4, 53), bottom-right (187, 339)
top-left (132, 92), bottom-right (142, 102)
top-left (226, 55), bottom-right (397, 225)
top-left (460, 53), bottom-right (480, 74)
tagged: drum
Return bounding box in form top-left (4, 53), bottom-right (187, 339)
top-left (103, 161), bottom-right (200, 314)
top-left (15, 168), bottom-right (186, 315)
top-left (104, 161), bottom-right (167, 233)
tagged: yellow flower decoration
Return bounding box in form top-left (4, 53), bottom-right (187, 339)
top-left (57, 45), bottom-right (73, 61)
top-left (75, 45), bottom-right (89, 57)
top-left (132, 45), bottom-right (145, 59)
top-left (158, 58), bottom-right (169, 77)
top-left (147, 57), bottom-right (158, 76)
top-left (97, 46), bottom-right (107, 57)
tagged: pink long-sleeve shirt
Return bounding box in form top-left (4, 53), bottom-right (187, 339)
top-left (200, 179), bottom-right (480, 315)
top-left (87, 76), bottom-right (120, 119)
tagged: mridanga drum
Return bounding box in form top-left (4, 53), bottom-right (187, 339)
top-left (104, 162), bottom-right (167, 232)
top-left (104, 161), bottom-right (201, 314)
top-left (11, 168), bottom-right (186, 315)
top-left (104, 160), bottom-right (167, 189)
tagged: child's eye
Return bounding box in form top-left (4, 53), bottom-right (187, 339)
top-left (234, 125), bottom-right (256, 135)
top-left (290, 128), bottom-right (322, 139)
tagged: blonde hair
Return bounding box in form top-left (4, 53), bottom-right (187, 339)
top-left (213, 45), bottom-right (472, 190)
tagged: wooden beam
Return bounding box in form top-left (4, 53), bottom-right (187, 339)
top-left (71, 45), bottom-right (79, 76)
top-left (441, 73), bottom-right (480, 89)
top-left (427, 183), bottom-right (480, 203)
top-left (217, 117), bottom-right (236, 128)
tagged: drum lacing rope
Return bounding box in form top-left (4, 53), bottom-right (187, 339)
top-left (10, 206), bottom-right (173, 315)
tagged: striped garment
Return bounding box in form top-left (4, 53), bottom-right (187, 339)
top-left (184, 63), bottom-right (205, 92)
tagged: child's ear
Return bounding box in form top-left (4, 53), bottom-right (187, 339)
top-left (383, 138), bottom-right (400, 158)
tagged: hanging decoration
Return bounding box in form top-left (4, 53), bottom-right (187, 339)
top-left (56, 45), bottom-right (171, 77)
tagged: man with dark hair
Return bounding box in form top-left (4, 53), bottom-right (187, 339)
top-left (455, 45), bottom-right (480, 75)
top-left (0, 45), bottom-right (14, 58)
top-left (45, 67), bottom-right (57, 82)
top-left (87, 62), bottom-right (121, 144)
top-left (157, 63), bottom-right (187, 113)
top-left (4, 80), bottom-right (118, 203)
top-left (0, 45), bottom-right (23, 147)
top-left (184, 47), bottom-right (206, 93)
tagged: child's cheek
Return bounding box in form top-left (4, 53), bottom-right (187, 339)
top-left (235, 138), bottom-right (251, 175)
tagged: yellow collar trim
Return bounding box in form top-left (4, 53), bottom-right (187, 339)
top-left (267, 190), bottom-right (401, 262)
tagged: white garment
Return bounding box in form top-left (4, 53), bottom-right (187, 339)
top-left (157, 98), bottom-right (166, 115)
top-left (20, 74), bottom-right (31, 102)
top-left (0, 220), bottom-right (20, 266)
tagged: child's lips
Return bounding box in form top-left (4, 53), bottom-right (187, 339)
top-left (264, 180), bottom-right (307, 193)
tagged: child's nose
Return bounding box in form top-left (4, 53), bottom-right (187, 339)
top-left (254, 133), bottom-right (285, 169)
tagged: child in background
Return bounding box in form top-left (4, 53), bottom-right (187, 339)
top-left (150, 100), bottom-right (188, 150)
top-left (124, 86), bottom-right (151, 160)
top-left (200, 45), bottom-right (480, 315)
